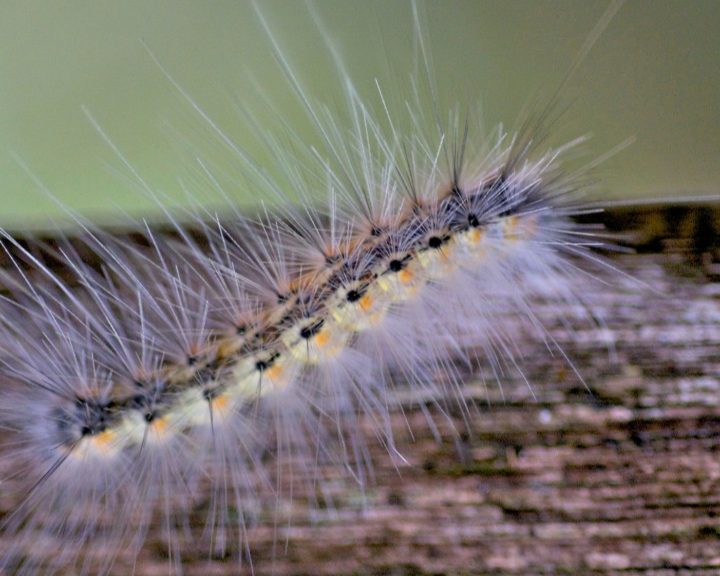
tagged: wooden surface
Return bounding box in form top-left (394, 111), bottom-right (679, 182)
top-left (1, 205), bottom-right (719, 575)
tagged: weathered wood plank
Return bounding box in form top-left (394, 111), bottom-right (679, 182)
top-left (1, 205), bottom-right (718, 575)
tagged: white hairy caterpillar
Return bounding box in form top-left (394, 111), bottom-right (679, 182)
top-left (0, 1), bottom-right (632, 574)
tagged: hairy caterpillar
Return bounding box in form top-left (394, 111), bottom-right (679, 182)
top-left (0, 1), bottom-right (663, 574)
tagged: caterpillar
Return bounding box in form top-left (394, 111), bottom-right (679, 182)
top-left (0, 1), bottom-right (642, 574)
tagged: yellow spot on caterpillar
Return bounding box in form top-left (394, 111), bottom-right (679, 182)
top-left (376, 277), bottom-right (391, 293)
top-left (503, 215), bottom-right (520, 240)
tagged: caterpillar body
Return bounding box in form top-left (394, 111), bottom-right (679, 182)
top-left (0, 1), bottom-right (628, 574)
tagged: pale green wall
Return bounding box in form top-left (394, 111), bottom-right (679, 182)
top-left (1, 1), bottom-right (719, 229)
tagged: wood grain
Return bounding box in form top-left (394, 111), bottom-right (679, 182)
top-left (1, 205), bottom-right (719, 575)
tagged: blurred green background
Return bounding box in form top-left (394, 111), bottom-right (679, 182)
top-left (1, 0), bottom-right (719, 230)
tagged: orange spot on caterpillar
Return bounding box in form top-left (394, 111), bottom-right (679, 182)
top-left (398, 269), bottom-right (414, 284)
top-left (212, 393), bottom-right (230, 412)
top-left (359, 294), bottom-right (373, 312)
top-left (89, 429), bottom-right (116, 453)
top-left (469, 228), bottom-right (484, 244)
top-left (314, 328), bottom-right (330, 348)
top-left (151, 417), bottom-right (168, 435)
top-left (266, 364), bottom-right (283, 381)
